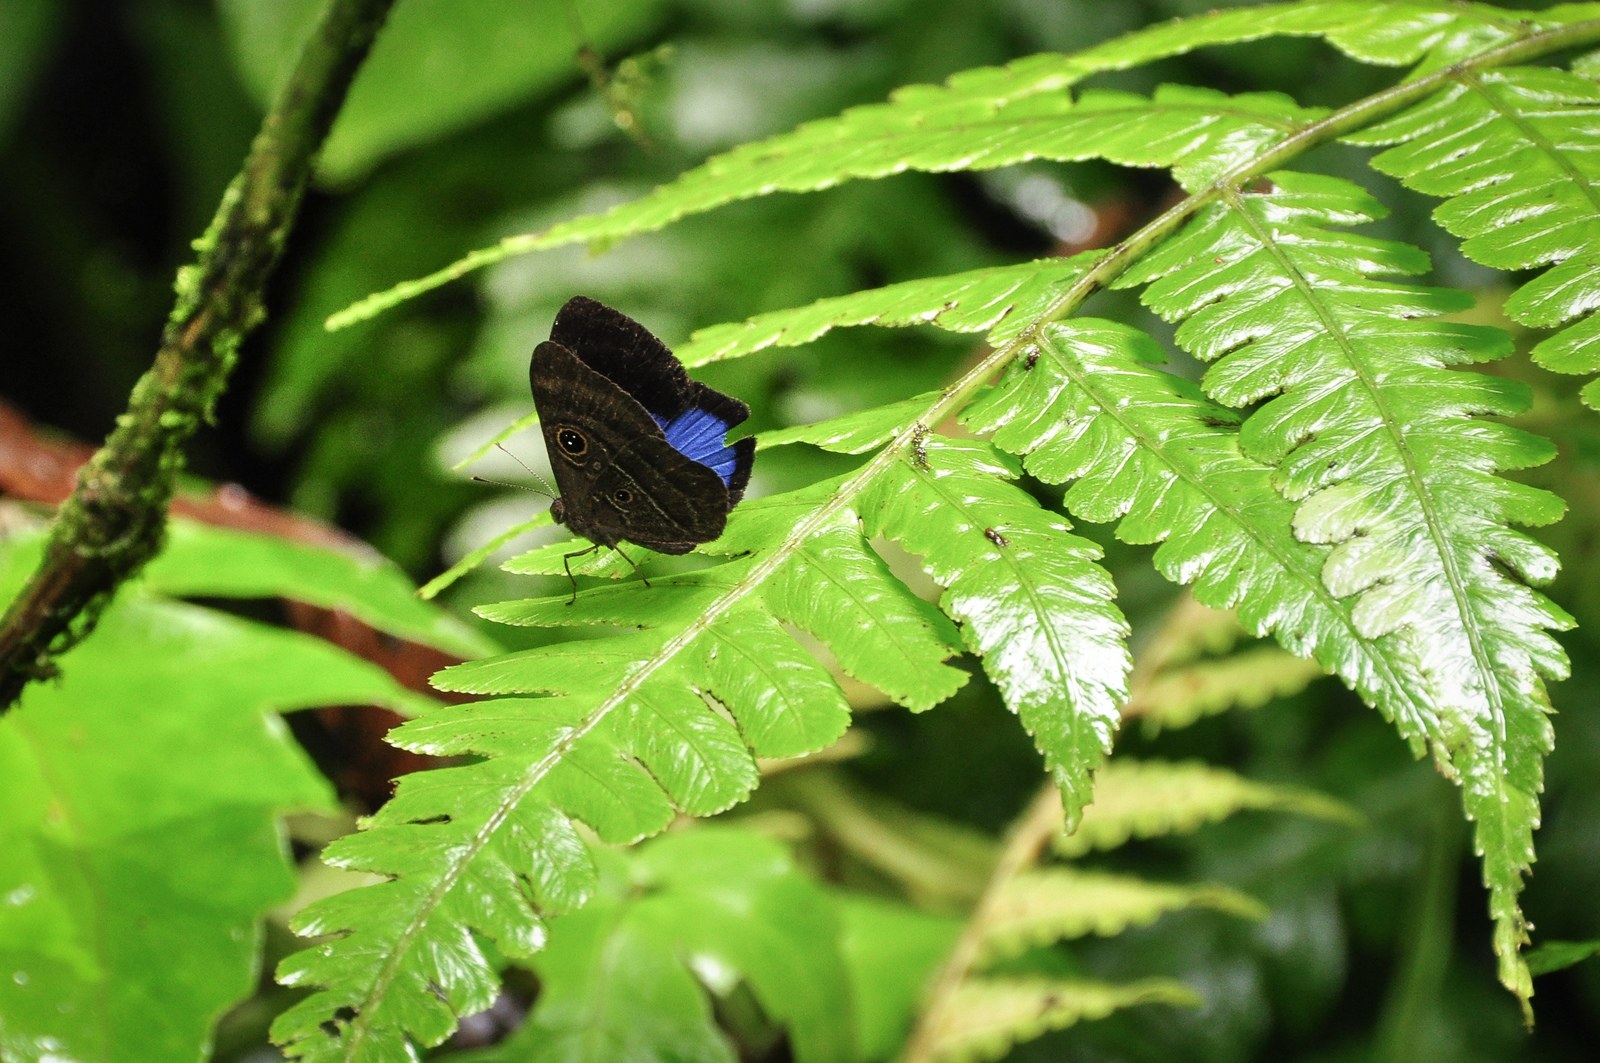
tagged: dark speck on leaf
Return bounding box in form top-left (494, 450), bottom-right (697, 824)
top-left (408, 814), bottom-right (452, 826)
top-left (910, 423), bottom-right (930, 468)
top-left (985, 527), bottom-right (1009, 547)
top-left (1024, 349), bottom-right (1039, 370)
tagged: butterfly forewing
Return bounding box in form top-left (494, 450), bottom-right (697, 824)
top-left (531, 337), bottom-right (732, 551)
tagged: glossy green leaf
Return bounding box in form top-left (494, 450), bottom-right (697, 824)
top-left (766, 522), bottom-right (967, 712)
top-left (1118, 170), bottom-right (1570, 1005)
top-left (964, 319), bottom-right (1432, 742)
top-left (862, 436), bottom-right (1128, 827)
top-left (1354, 66), bottom-right (1600, 405)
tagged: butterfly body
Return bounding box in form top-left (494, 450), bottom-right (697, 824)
top-left (532, 297), bottom-right (754, 558)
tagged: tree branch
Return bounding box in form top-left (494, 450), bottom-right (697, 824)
top-left (0, 0), bottom-right (397, 710)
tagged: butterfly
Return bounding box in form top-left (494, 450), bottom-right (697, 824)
top-left (531, 296), bottom-right (755, 591)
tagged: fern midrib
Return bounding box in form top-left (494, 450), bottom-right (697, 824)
top-left (333, 20), bottom-right (1600, 1054)
top-left (1223, 188), bottom-right (1510, 757)
top-left (904, 454), bottom-right (1103, 738)
top-left (1461, 69), bottom-right (1600, 218)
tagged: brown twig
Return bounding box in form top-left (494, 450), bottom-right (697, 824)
top-left (0, 0), bottom-right (397, 710)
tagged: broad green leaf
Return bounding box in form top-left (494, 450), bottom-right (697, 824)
top-left (628, 830), bottom-right (855, 1063)
top-left (457, 829), bottom-right (853, 1063)
top-left (836, 896), bottom-right (961, 1063)
top-left (146, 519), bottom-right (495, 658)
top-left (0, 579), bottom-right (437, 1063)
top-left (216, 0), bottom-right (664, 182)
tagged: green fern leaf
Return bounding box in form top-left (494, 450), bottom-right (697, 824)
top-left (768, 524), bottom-right (968, 711)
top-left (1116, 170), bottom-right (1570, 1002)
top-left (1127, 644), bottom-right (1328, 732)
top-left (1055, 759), bottom-right (1359, 858)
top-left (981, 869), bottom-right (1267, 961)
top-left (931, 976), bottom-right (1199, 1063)
top-left (964, 319), bottom-right (1431, 730)
top-left (679, 254), bottom-right (1100, 367)
top-left (1351, 65), bottom-right (1600, 405)
top-left (861, 436), bottom-right (1129, 826)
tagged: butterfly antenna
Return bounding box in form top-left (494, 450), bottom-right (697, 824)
top-left (481, 443), bottom-right (558, 498)
top-left (469, 475), bottom-right (556, 499)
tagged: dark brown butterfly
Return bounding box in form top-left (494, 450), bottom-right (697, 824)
top-left (531, 296), bottom-right (755, 589)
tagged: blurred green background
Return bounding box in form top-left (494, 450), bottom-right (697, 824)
top-left (1, 0), bottom-right (1597, 1059)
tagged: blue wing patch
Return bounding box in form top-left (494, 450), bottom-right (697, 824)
top-left (653, 407), bottom-right (738, 485)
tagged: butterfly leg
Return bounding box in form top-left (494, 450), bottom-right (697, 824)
top-left (612, 545), bottom-right (652, 588)
top-left (561, 543), bottom-right (602, 604)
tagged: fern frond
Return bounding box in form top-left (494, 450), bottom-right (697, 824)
top-left (1350, 65), bottom-right (1600, 405)
top-left (862, 437), bottom-right (1129, 825)
top-left (461, 829), bottom-right (853, 1063)
top-left (981, 868), bottom-right (1267, 961)
top-left (327, 7), bottom-right (1600, 331)
top-left (930, 977), bottom-right (1199, 1063)
top-left (679, 254), bottom-right (1101, 367)
top-left (1125, 644), bottom-right (1328, 732)
top-left (964, 318), bottom-right (1432, 729)
top-left (1115, 170), bottom-right (1570, 1001)
top-left (275, 433), bottom-right (1130, 1056)
top-left (1055, 759), bottom-right (1359, 858)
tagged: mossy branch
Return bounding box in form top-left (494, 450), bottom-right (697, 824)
top-left (0, 0), bottom-right (397, 710)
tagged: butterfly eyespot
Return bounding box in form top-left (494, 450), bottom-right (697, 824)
top-left (556, 427), bottom-right (587, 456)
top-left (613, 488), bottom-right (634, 505)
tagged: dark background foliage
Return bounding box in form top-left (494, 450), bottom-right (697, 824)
top-left (2, 1), bottom-right (1598, 1059)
